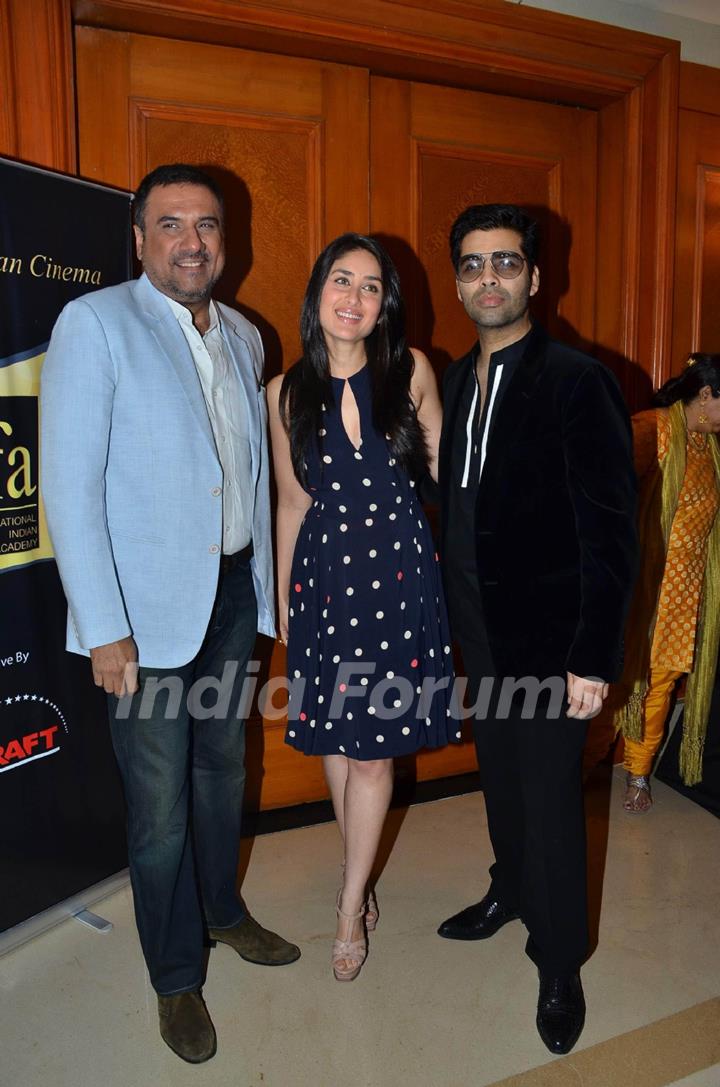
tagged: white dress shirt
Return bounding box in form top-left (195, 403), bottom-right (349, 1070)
top-left (165, 296), bottom-right (253, 554)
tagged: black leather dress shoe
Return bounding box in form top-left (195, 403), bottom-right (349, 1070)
top-left (536, 972), bottom-right (586, 1054)
top-left (437, 894), bottom-right (520, 940)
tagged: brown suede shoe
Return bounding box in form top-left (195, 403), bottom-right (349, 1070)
top-left (157, 990), bottom-right (216, 1064)
top-left (208, 915), bottom-right (301, 966)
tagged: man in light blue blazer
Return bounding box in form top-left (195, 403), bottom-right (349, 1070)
top-left (41, 164), bottom-right (299, 1064)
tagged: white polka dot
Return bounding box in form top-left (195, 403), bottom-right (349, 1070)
top-left (360, 677), bottom-right (369, 686)
top-left (288, 730), bottom-right (296, 738)
top-left (318, 695), bottom-right (324, 703)
top-left (354, 451), bottom-right (363, 460)
top-left (333, 654), bottom-right (340, 663)
top-left (445, 645), bottom-right (451, 654)
top-left (350, 618), bottom-right (359, 627)
top-left (376, 734), bottom-right (384, 742)
top-left (389, 513), bottom-right (397, 521)
top-left (456, 731), bottom-right (462, 739)
top-left (319, 428), bottom-right (327, 436)
top-left (387, 671), bottom-right (395, 678)
top-left (308, 578), bottom-right (314, 587)
top-left (376, 611), bottom-right (384, 619)
top-left (305, 647), bottom-right (311, 656)
top-left (289, 607), bottom-right (295, 617)
top-left (343, 555), bottom-right (351, 565)
top-left (396, 496), bottom-right (402, 504)
top-left (293, 669), bottom-right (301, 678)
top-left (323, 454), bottom-right (333, 464)
top-left (368, 706), bottom-right (376, 715)
top-left (404, 630), bottom-right (411, 639)
top-left (400, 602), bottom-right (406, 610)
top-left (372, 580), bottom-right (380, 589)
top-left (394, 542), bottom-right (401, 550)
top-left (346, 587), bottom-right (354, 596)
top-left (328, 625), bottom-right (335, 635)
top-left (362, 478), bottom-right (371, 486)
top-left (380, 640), bottom-right (388, 650)
top-left (332, 482), bottom-right (341, 491)
top-left (425, 717), bottom-right (431, 725)
top-left (402, 726), bottom-right (412, 737)
top-left (347, 712), bottom-right (353, 720)
top-left (322, 608), bottom-right (328, 618)
top-left (311, 719), bottom-right (316, 727)
top-left (393, 699), bottom-right (402, 708)
top-left (322, 534), bottom-right (327, 544)
top-left (369, 549), bottom-right (377, 558)
top-left (325, 721), bottom-right (332, 730)
top-left (339, 505), bottom-right (347, 513)
top-left (314, 676), bottom-right (320, 685)
top-left (340, 523), bottom-right (348, 532)
top-left (369, 503), bottom-right (378, 511)
top-left (339, 745), bottom-right (346, 753)
top-left (365, 518), bottom-right (374, 527)
top-left (429, 648), bottom-right (435, 658)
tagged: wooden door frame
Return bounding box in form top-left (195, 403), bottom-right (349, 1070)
top-left (1, 0), bottom-right (679, 384)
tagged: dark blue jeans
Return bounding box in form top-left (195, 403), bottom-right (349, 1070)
top-left (109, 560), bottom-right (258, 995)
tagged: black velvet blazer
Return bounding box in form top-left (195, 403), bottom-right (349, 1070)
top-left (439, 324), bottom-right (638, 682)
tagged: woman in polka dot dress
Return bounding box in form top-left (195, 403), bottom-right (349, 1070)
top-left (608, 353), bottom-right (720, 812)
top-left (268, 233), bottom-right (457, 981)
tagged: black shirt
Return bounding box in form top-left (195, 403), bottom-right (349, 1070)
top-left (444, 329), bottom-right (531, 648)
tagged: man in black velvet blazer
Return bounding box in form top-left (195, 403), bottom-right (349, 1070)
top-left (436, 204), bottom-right (637, 1054)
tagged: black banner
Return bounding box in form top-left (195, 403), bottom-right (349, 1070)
top-left (0, 159), bottom-right (131, 932)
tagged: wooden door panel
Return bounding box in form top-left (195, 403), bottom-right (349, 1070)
top-left (371, 76), bottom-right (598, 781)
top-left (75, 27), bottom-right (370, 811)
top-left (76, 27), bottom-right (369, 372)
top-left (371, 76), bottom-right (597, 365)
top-left (673, 109), bottom-right (720, 367)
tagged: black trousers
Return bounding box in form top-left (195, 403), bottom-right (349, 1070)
top-left (458, 631), bottom-right (590, 976)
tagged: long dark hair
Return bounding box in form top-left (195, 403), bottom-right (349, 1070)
top-left (279, 233), bottom-right (428, 485)
top-left (654, 353), bottom-right (720, 407)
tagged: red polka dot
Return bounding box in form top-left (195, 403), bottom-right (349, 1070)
top-left (434, 552), bottom-right (439, 561)
top-left (410, 658), bottom-right (418, 668)
top-left (299, 712), bottom-right (307, 721)
top-left (339, 683), bottom-right (347, 692)
top-left (397, 571), bottom-right (403, 580)
top-left (326, 595), bottom-right (331, 603)
top-left (294, 583), bottom-right (302, 592)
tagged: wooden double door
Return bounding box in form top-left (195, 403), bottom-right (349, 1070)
top-left (76, 27), bottom-right (600, 809)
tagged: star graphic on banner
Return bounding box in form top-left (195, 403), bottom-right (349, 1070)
top-left (31, 694), bottom-right (38, 701)
top-left (4, 697), bottom-right (12, 705)
top-left (15, 695), bottom-right (21, 702)
top-left (23, 694), bottom-right (30, 700)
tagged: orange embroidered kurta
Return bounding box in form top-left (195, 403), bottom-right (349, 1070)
top-left (633, 409), bottom-right (720, 673)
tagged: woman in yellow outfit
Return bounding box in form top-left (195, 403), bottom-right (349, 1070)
top-left (616, 353), bottom-right (720, 813)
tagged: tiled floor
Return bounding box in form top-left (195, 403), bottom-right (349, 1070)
top-left (2, 766), bottom-right (719, 1087)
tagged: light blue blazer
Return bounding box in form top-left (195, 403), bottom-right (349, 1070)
top-left (41, 273), bottom-right (275, 668)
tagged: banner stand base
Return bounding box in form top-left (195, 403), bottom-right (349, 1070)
top-left (73, 908), bottom-right (113, 933)
top-left (0, 868), bottom-right (129, 958)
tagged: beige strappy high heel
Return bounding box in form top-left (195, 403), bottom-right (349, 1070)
top-left (332, 892), bottom-right (367, 982)
top-left (365, 887), bottom-right (379, 931)
top-left (340, 861), bottom-right (379, 931)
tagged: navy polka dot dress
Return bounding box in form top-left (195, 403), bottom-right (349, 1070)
top-left (285, 365), bottom-right (458, 760)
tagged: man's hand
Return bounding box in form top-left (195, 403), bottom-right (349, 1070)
top-left (90, 636), bottom-right (139, 697)
top-left (566, 672), bottom-right (608, 719)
